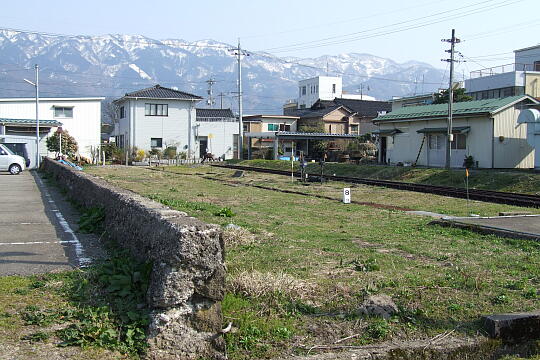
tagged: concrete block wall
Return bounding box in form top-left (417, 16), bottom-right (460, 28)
top-left (41, 158), bottom-right (226, 360)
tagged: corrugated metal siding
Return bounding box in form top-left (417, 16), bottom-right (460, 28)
top-left (493, 106), bottom-right (534, 168)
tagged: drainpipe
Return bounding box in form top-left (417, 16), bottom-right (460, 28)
top-left (188, 102), bottom-right (193, 160)
top-left (491, 117), bottom-right (495, 169)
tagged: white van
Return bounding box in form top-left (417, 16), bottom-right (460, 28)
top-left (0, 144), bottom-right (26, 175)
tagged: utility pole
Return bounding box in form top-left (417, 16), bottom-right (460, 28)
top-left (206, 77), bottom-right (216, 108)
top-left (442, 29), bottom-right (460, 169)
top-left (24, 65), bottom-right (39, 168)
top-left (35, 64), bottom-right (39, 168)
top-left (229, 39), bottom-right (249, 159)
top-left (218, 92), bottom-right (225, 109)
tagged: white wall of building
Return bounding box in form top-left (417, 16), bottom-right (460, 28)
top-left (195, 121), bottom-right (238, 160)
top-left (465, 71), bottom-right (524, 93)
top-left (0, 98), bottom-right (103, 160)
top-left (298, 76), bottom-right (342, 108)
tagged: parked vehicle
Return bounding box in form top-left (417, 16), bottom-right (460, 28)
top-left (3, 143), bottom-right (31, 168)
top-left (0, 144), bottom-right (26, 175)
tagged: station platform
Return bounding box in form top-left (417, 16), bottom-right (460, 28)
top-left (433, 215), bottom-right (540, 241)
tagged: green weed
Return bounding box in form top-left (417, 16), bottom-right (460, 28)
top-left (78, 207), bottom-right (105, 234)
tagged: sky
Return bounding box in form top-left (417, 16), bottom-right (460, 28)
top-left (1, 0), bottom-right (539, 72)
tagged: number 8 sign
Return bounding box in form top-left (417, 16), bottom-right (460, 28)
top-left (343, 188), bottom-right (351, 204)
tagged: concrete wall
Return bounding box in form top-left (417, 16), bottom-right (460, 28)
top-left (0, 98), bottom-right (103, 159)
top-left (41, 158), bottom-right (226, 360)
top-left (465, 71), bottom-right (524, 93)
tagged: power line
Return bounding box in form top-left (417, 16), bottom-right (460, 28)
top-left (257, 0), bottom-right (520, 53)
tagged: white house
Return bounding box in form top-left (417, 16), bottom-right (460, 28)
top-left (373, 95), bottom-right (539, 169)
top-left (112, 85), bottom-right (238, 159)
top-left (0, 97), bottom-right (103, 168)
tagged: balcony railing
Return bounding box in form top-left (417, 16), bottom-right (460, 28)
top-left (470, 63), bottom-right (539, 79)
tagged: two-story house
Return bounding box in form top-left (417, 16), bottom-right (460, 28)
top-left (113, 85), bottom-right (202, 157)
top-left (0, 97), bottom-right (103, 168)
top-left (113, 85), bottom-right (240, 160)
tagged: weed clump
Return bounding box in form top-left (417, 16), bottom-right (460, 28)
top-left (222, 226), bottom-right (256, 247)
top-left (78, 207), bottom-right (105, 234)
top-left (228, 271), bottom-right (317, 301)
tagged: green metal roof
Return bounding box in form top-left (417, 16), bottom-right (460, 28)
top-left (0, 118), bottom-right (62, 126)
top-left (375, 96), bottom-right (535, 122)
top-left (417, 126), bottom-right (470, 134)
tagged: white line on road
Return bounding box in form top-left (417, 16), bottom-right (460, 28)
top-left (0, 240), bottom-right (79, 245)
top-left (35, 175), bottom-right (91, 266)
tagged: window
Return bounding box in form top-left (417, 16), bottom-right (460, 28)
top-left (243, 123), bottom-right (249, 131)
top-left (535, 61), bottom-right (540, 71)
top-left (119, 106), bottom-right (125, 119)
top-left (145, 104), bottom-right (168, 116)
top-left (451, 133), bottom-right (466, 150)
top-left (54, 107), bottom-right (73, 118)
top-left (301, 86), bottom-right (307, 95)
top-left (429, 134), bottom-right (444, 150)
top-left (332, 84), bottom-right (336, 93)
top-left (279, 124), bottom-right (291, 131)
top-left (350, 124), bottom-right (359, 133)
top-left (115, 135), bottom-right (125, 149)
top-left (151, 138), bottom-right (163, 148)
top-left (268, 124), bottom-right (279, 131)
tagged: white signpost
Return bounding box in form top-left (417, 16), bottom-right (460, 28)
top-left (343, 188), bottom-right (351, 204)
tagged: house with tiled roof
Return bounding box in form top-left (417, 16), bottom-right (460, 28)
top-left (112, 85), bottom-right (237, 159)
top-left (373, 95), bottom-right (539, 168)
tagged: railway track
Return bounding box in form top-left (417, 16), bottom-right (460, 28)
top-left (211, 164), bottom-right (540, 208)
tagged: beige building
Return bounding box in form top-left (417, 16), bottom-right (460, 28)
top-left (373, 95), bottom-right (539, 168)
top-left (243, 115), bottom-right (299, 157)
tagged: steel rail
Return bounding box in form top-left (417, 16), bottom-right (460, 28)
top-left (210, 164), bottom-right (540, 208)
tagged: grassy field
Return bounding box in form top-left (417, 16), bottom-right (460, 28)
top-left (84, 165), bottom-right (540, 359)
top-left (233, 159), bottom-right (540, 195)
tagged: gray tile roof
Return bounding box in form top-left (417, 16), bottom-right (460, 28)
top-left (288, 105), bottom-right (348, 118)
top-left (0, 118), bottom-right (62, 126)
top-left (196, 108), bottom-right (234, 118)
top-left (332, 98), bottom-right (391, 117)
top-left (121, 85), bottom-right (202, 101)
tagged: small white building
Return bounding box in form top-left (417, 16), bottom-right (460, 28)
top-left (373, 95), bottom-right (539, 169)
top-left (298, 76), bottom-right (343, 109)
top-left (112, 85), bottom-right (238, 159)
top-left (195, 108), bottom-right (238, 159)
top-left (0, 97), bottom-right (103, 167)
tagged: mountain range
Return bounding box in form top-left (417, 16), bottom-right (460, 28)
top-left (0, 30), bottom-right (446, 117)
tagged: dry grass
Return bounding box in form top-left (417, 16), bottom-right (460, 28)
top-left (227, 271), bottom-right (318, 301)
top-left (222, 226), bottom-right (257, 248)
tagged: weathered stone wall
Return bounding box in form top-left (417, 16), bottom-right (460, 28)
top-left (41, 158), bottom-right (226, 360)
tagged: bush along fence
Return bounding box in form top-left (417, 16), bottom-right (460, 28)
top-left (41, 158), bottom-right (226, 360)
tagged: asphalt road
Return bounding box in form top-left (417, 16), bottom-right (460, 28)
top-left (0, 170), bottom-right (93, 276)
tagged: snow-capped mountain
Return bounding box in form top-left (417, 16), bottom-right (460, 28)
top-left (0, 30), bottom-right (446, 115)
